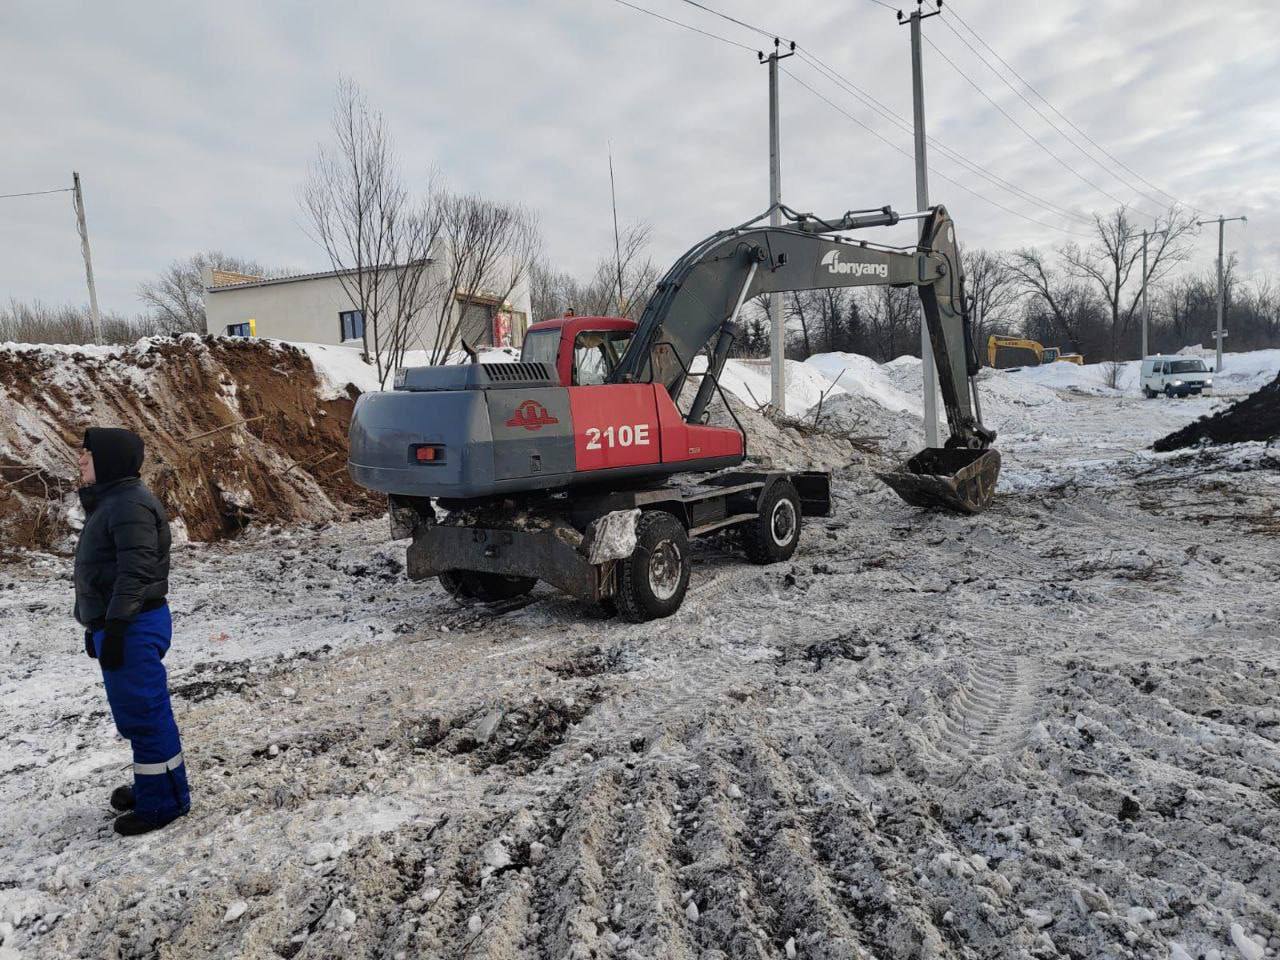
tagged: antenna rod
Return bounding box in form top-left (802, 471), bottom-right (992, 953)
top-left (609, 143), bottom-right (625, 316)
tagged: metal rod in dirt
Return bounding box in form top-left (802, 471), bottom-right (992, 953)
top-left (72, 172), bottom-right (103, 346)
top-left (908, 7), bottom-right (940, 447)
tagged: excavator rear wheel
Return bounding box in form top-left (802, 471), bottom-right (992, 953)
top-left (440, 570), bottom-right (537, 605)
top-left (743, 481), bottom-right (802, 564)
top-left (615, 511), bottom-right (690, 623)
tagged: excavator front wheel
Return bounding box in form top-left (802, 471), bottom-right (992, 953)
top-left (615, 511), bottom-right (690, 622)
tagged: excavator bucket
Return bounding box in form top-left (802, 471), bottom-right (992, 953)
top-left (878, 447), bottom-right (1001, 514)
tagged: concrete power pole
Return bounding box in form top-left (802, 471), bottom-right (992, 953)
top-left (760, 38), bottom-right (795, 414)
top-left (1123, 227), bottom-right (1167, 360)
top-left (902, 2), bottom-right (942, 447)
top-left (72, 171), bottom-right (104, 345)
top-left (1196, 214), bottom-right (1246, 371)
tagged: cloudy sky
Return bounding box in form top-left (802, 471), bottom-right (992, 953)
top-left (2, 0), bottom-right (1277, 315)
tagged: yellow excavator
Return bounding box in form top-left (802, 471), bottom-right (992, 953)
top-left (987, 335), bottom-right (1084, 369)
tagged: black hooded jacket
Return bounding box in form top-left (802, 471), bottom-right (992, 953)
top-left (74, 428), bottom-right (171, 627)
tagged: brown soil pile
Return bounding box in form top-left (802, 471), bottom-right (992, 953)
top-left (0, 336), bottom-right (382, 552)
top-left (1153, 370), bottom-right (1280, 451)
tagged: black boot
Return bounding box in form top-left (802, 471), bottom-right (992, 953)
top-left (110, 785), bottom-right (135, 812)
top-left (113, 808), bottom-right (187, 836)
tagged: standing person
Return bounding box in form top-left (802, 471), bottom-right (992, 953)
top-left (75, 427), bottom-right (190, 836)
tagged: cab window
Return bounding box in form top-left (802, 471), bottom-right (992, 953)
top-left (573, 331), bottom-right (633, 386)
top-left (520, 329), bottom-right (561, 368)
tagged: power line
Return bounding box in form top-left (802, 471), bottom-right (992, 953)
top-left (609, 0), bottom-right (1088, 238)
top-left (921, 33), bottom-right (1148, 216)
top-left (795, 49), bottom-right (1094, 225)
top-left (782, 67), bottom-right (1092, 239)
top-left (676, 0), bottom-right (778, 41)
top-left (944, 1), bottom-right (1198, 213)
top-left (608, 0), bottom-right (755, 51)
top-left (935, 16), bottom-right (1170, 217)
top-left (0, 187), bottom-right (74, 200)
top-left (665, 0), bottom-right (1098, 225)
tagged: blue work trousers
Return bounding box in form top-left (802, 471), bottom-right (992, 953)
top-left (94, 604), bottom-right (191, 822)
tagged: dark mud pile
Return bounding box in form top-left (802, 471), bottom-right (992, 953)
top-left (1154, 371), bottom-right (1280, 451)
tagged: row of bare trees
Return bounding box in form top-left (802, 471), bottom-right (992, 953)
top-left (530, 222), bottom-right (661, 324)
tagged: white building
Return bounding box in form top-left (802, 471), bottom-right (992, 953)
top-left (203, 262), bottom-right (532, 350)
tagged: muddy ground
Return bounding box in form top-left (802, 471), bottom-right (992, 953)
top-left (1, 390), bottom-right (1278, 960)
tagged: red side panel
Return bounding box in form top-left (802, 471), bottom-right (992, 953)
top-left (567, 385), bottom-right (662, 471)
top-left (652, 386), bottom-right (744, 462)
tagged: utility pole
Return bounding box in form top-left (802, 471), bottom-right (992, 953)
top-left (1195, 214), bottom-right (1247, 372)
top-left (72, 171), bottom-right (103, 345)
top-left (760, 38), bottom-right (795, 414)
top-left (1122, 227), bottom-right (1168, 359)
top-left (900, 1), bottom-right (942, 447)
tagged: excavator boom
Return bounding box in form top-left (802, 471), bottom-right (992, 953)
top-left (609, 203), bottom-right (998, 509)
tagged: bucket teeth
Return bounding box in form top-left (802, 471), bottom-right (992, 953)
top-left (878, 447), bottom-right (1001, 514)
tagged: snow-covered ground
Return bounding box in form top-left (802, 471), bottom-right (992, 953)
top-left (1, 350), bottom-right (1279, 959)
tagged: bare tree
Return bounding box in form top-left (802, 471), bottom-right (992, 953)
top-left (425, 192), bottom-right (539, 364)
top-left (961, 247), bottom-right (1018, 345)
top-left (531, 222), bottom-right (659, 323)
top-left (1061, 206), bottom-right (1196, 359)
top-left (860, 285), bottom-right (916, 361)
top-left (137, 251), bottom-right (266, 333)
top-left (301, 79), bottom-right (441, 386)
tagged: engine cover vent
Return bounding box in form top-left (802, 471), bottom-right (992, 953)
top-left (396, 362), bottom-right (559, 392)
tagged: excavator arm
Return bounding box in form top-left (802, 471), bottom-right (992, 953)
top-left (610, 203), bottom-right (995, 453)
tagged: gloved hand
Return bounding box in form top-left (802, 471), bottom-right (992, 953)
top-left (99, 620), bottom-right (128, 671)
top-left (84, 629), bottom-right (96, 659)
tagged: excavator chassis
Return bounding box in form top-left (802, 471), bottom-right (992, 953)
top-left (391, 470), bottom-right (831, 620)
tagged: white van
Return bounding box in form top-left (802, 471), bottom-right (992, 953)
top-left (1140, 355), bottom-right (1214, 398)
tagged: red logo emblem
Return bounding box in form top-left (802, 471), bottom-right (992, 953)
top-left (506, 399), bottom-right (560, 431)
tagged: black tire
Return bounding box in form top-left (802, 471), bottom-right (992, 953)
top-left (743, 480), bottom-right (802, 565)
top-left (1165, 385), bottom-right (1174, 399)
top-left (615, 511), bottom-right (690, 623)
top-left (1142, 387), bottom-right (1155, 399)
top-left (439, 570), bottom-right (536, 604)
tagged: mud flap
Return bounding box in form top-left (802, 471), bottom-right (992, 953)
top-left (878, 447), bottom-right (1001, 515)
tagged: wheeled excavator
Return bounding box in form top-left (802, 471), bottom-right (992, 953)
top-left (348, 203), bottom-right (1000, 621)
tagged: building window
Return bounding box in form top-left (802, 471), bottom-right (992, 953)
top-left (226, 322), bottom-right (252, 337)
top-left (340, 310), bottom-right (365, 342)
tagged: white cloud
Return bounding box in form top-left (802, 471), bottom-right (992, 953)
top-left (0, 0), bottom-right (1275, 314)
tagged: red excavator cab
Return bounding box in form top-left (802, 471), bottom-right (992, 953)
top-left (520, 315), bottom-right (639, 388)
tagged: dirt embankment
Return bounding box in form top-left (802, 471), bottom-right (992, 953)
top-left (0, 336), bottom-right (382, 552)
top-left (1154, 371), bottom-right (1280, 451)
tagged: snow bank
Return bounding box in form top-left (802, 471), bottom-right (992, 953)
top-left (1006, 348), bottom-right (1280, 398)
top-left (805, 352), bottom-right (921, 415)
top-left (689, 357), bottom-right (846, 414)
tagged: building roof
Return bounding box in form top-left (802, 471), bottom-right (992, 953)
top-left (206, 259), bottom-right (432, 293)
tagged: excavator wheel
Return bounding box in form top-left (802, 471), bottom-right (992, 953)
top-left (742, 480), bottom-right (802, 564)
top-left (440, 570), bottom-right (537, 605)
top-left (615, 511), bottom-right (690, 623)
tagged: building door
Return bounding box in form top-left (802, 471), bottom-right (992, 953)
top-left (458, 299), bottom-right (495, 347)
